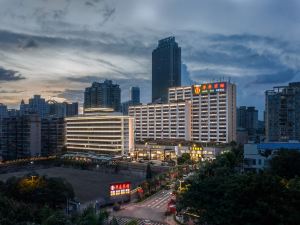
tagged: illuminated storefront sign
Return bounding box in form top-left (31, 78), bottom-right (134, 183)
top-left (190, 146), bottom-right (203, 161)
top-left (192, 82), bottom-right (226, 95)
top-left (110, 182), bottom-right (131, 197)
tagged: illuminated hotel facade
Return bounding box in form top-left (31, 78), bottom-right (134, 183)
top-left (129, 101), bottom-right (191, 141)
top-left (65, 108), bottom-right (134, 155)
top-left (129, 82), bottom-right (236, 143)
top-left (169, 82), bottom-right (236, 143)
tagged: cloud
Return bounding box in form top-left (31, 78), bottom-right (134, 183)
top-left (0, 0), bottom-right (300, 118)
top-left (252, 69), bottom-right (299, 85)
top-left (65, 75), bottom-right (151, 103)
top-left (57, 89), bottom-right (84, 103)
top-left (0, 89), bottom-right (24, 93)
top-left (21, 39), bottom-right (38, 49)
top-left (67, 75), bottom-right (102, 83)
top-left (0, 67), bottom-right (25, 81)
top-left (181, 63), bottom-right (194, 86)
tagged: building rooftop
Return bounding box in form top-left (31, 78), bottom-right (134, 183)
top-left (256, 142), bottom-right (300, 150)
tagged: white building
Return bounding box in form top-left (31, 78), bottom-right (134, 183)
top-left (129, 82), bottom-right (236, 143)
top-left (65, 108), bottom-right (134, 155)
top-left (169, 82), bottom-right (236, 143)
top-left (129, 101), bottom-right (191, 141)
top-left (244, 142), bottom-right (300, 171)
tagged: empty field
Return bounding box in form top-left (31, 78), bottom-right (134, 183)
top-left (0, 167), bottom-right (143, 203)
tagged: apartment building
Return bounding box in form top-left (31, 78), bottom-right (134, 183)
top-left (265, 82), bottom-right (300, 142)
top-left (1, 114), bottom-right (41, 160)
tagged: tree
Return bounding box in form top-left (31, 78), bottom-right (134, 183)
top-left (179, 173), bottom-right (300, 225)
top-left (42, 212), bottom-right (71, 225)
top-left (110, 217), bottom-right (119, 225)
top-left (268, 149), bottom-right (300, 179)
top-left (177, 153), bottom-right (191, 165)
top-left (3, 174), bottom-right (74, 209)
top-left (146, 163), bottom-right (152, 180)
top-left (199, 151), bottom-right (239, 177)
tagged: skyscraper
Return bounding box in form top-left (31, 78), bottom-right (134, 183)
top-left (66, 102), bottom-right (79, 117)
top-left (265, 82), bottom-right (300, 142)
top-left (41, 117), bottom-right (65, 156)
top-left (84, 80), bottom-right (121, 112)
top-left (152, 36), bottom-right (181, 103)
top-left (48, 101), bottom-right (79, 117)
top-left (237, 106), bottom-right (258, 137)
top-left (121, 86), bottom-right (141, 115)
top-left (130, 87), bottom-right (140, 104)
top-left (28, 95), bottom-right (49, 118)
top-left (0, 103), bottom-right (8, 119)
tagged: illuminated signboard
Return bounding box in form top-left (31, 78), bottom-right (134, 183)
top-left (110, 182), bottom-right (131, 197)
top-left (191, 146), bottom-right (203, 151)
top-left (192, 82), bottom-right (226, 95)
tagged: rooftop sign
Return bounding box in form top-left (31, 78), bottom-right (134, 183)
top-left (192, 82), bottom-right (226, 95)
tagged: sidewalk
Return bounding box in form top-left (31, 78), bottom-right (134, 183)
top-left (164, 215), bottom-right (178, 225)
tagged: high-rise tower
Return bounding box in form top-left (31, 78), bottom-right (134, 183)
top-left (152, 37), bottom-right (181, 103)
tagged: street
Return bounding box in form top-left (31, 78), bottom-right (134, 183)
top-left (113, 189), bottom-right (176, 224)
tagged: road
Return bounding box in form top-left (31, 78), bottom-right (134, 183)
top-left (113, 189), bottom-right (176, 224)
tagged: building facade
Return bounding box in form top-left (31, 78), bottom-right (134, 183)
top-left (1, 115), bottom-right (41, 160)
top-left (41, 117), bottom-right (65, 156)
top-left (66, 102), bottom-right (79, 117)
top-left (244, 142), bottom-right (300, 172)
top-left (28, 95), bottom-right (49, 118)
top-left (65, 108), bottom-right (134, 155)
top-left (168, 82), bottom-right (237, 143)
top-left (48, 101), bottom-right (79, 118)
top-left (265, 82), bottom-right (300, 142)
top-left (237, 106), bottom-right (258, 141)
top-left (152, 37), bottom-right (181, 103)
top-left (130, 82), bottom-right (236, 143)
top-left (84, 80), bottom-right (121, 112)
top-left (130, 87), bottom-right (140, 105)
top-left (0, 103), bottom-right (8, 119)
top-left (129, 101), bottom-right (191, 141)
top-left (122, 86), bottom-right (141, 115)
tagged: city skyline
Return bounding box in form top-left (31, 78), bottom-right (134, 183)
top-left (0, 0), bottom-right (300, 119)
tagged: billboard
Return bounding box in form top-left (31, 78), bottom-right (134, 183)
top-left (110, 182), bottom-right (131, 197)
top-left (192, 82), bottom-right (226, 95)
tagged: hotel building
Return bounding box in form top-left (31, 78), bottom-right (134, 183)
top-left (169, 82), bottom-right (236, 143)
top-left (65, 108), bottom-right (134, 155)
top-left (129, 82), bottom-right (236, 143)
top-left (129, 101), bottom-right (191, 141)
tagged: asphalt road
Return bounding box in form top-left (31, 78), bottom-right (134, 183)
top-left (114, 189), bottom-right (176, 224)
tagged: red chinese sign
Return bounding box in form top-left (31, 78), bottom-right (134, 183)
top-left (192, 82), bottom-right (227, 95)
top-left (110, 182), bottom-right (131, 197)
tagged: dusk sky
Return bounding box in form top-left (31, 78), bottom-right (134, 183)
top-left (0, 0), bottom-right (300, 118)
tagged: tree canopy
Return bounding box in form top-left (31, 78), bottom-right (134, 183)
top-left (268, 149), bottom-right (300, 179)
top-left (3, 174), bottom-right (74, 208)
top-left (178, 148), bottom-right (300, 225)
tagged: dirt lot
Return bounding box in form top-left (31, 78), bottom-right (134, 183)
top-left (0, 167), bottom-right (143, 203)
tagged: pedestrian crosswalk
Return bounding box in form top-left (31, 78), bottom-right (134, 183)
top-left (139, 190), bottom-right (172, 210)
top-left (113, 216), bottom-right (168, 225)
